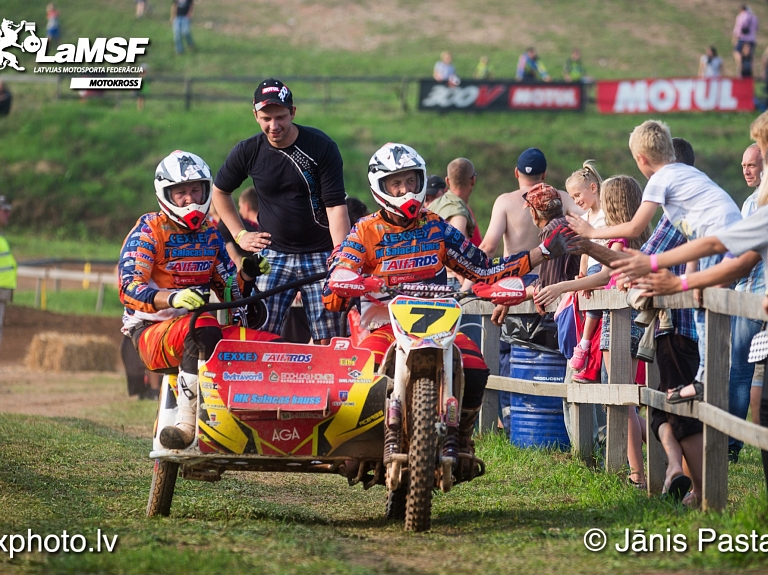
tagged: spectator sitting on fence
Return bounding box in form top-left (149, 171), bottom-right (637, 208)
top-left (698, 46), bottom-right (723, 78)
top-left (563, 48), bottom-right (590, 83)
top-left (473, 55), bottom-right (493, 80)
top-left (434, 51), bottom-right (461, 87)
top-left (566, 119), bottom-right (743, 405)
top-left (535, 176), bottom-right (651, 490)
top-left (423, 174), bottom-right (446, 208)
top-left (516, 47), bottom-right (551, 82)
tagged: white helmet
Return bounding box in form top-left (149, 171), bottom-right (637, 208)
top-left (154, 150), bottom-right (212, 230)
top-left (368, 143), bottom-right (427, 220)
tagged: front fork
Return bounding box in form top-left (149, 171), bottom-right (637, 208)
top-left (384, 345), bottom-right (461, 493)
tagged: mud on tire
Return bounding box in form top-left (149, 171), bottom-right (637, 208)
top-left (405, 377), bottom-right (439, 532)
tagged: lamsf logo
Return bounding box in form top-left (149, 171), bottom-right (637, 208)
top-left (0, 20), bottom-right (149, 72)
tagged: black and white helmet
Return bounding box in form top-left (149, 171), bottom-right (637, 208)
top-left (368, 143), bottom-right (427, 220)
top-left (154, 150), bottom-right (212, 230)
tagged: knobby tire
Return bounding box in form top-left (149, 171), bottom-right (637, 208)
top-left (404, 377), bottom-right (439, 532)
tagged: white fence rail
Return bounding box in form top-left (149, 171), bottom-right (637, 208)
top-left (17, 265), bottom-right (114, 312)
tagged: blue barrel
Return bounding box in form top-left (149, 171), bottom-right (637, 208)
top-left (503, 345), bottom-right (570, 451)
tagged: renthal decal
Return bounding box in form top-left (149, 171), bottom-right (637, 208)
top-left (382, 228), bottom-right (428, 243)
top-left (262, 353), bottom-right (312, 363)
top-left (272, 428), bottom-right (300, 441)
top-left (333, 340), bottom-right (350, 350)
top-left (217, 351), bottom-right (259, 362)
top-left (380, 254), bottom-right (438, 271)
top-left (165, 261), bottom-right (213, 273)
top-left (222, 371), bottom-right (264, 381)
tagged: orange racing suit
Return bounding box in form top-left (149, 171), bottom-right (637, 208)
top-left (323, 209), bottom-right (533, 408)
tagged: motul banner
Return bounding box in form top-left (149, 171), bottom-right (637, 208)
top-left (419, 80), bottom-right (585, 111)
top-left (596, 77), bottom-right (754, 113)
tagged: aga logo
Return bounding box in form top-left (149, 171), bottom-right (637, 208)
top-left (272, 428), bottom-right (300, 441)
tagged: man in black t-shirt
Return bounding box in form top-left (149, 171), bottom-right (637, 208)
top-left (212, 78), bottom-right (350, 345)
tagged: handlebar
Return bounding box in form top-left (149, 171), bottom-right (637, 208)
top-left (188, 270), bottom-right (327, 356)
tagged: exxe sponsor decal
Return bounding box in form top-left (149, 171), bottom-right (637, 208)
top-left (217, 352), bottom-right (259, 362)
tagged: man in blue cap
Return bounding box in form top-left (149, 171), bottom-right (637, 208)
top-left (479, 148), bottom-right (581, 272)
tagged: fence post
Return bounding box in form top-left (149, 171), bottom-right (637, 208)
top-left (184, 77), bottom-right (192, 111)
top-left (645, 360), bottom-right (667, 495)
top-left (478, 314), bottom-right (501, 435)
top-left (605, 306), bottom-right (631, 474)
top-left (399, 77), bottom-right (409, 112)
top-left (702, 307), bottom-right (730, 511)
top-left (96, 282), bottom-right (105, 313)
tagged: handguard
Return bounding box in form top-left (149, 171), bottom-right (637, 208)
top-left (328, 269), bottom-right (385, 298)
top-left (472, 277), bottom-right (526, 306)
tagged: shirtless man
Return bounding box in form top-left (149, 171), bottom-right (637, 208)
top-left (479, 147), bottom-right (582, 324)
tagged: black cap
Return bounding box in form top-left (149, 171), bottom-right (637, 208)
top-left (425, 174), bottom-right (447, 197)
top-left (253, 78), bottom-right (294, 111)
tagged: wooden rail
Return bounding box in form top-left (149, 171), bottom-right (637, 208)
top-left (465, 287), bottom-right (768, 511)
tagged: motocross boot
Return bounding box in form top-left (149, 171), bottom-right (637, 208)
top-left (159, 370), bottom-right (198, 449)
top-left (457, 406), bottom-right (481, 482)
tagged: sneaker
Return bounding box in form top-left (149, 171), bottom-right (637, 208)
top-left (569, 345), bottom-right (589, 371)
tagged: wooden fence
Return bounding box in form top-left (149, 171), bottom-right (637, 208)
top-left (463, 287), bottom-right (768, 512)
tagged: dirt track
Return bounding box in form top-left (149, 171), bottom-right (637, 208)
top-left (0, 305), bottom-right (127, 418)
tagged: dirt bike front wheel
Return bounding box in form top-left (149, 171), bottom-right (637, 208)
top-left (146, 459), bottom-right (179, 517)
top-left (404, 377), bottom-right (439, 532)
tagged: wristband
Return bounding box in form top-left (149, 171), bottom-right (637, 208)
top-left (680, 274), bottom-right (689, 292)
top-left (649, 254), bottom-right (659, 272)
top-left (234, 229), bottom-right (248, 246)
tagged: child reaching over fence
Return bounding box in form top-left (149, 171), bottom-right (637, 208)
top-left (566, 119), bottom-right (743, 403)
top-left (562, 160), bottom-right (606, 378)
top-left (537, 175), bottom-right (651, 488)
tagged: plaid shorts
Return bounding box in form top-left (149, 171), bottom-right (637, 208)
top-left (256, 248), bottom-right (341, 340)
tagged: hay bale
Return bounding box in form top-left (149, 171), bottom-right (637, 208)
top-left (25, 331), bottom-right (118, 372)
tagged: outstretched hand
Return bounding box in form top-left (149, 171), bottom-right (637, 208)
top-left (533, 284), bottom-right (562, 307)
top-left (609, 248), bottom-right (651, 285)
top-left (565, 213), bottom-right (594, 239)
top-left (630, 269), bottom-right (681, 297)
top-left (540, 223), bottom-right (580, 260)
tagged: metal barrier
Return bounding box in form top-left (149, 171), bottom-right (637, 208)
top-left (463, 287), bottom-right (768, 512)
top-left (17, 265), bottom-right (114, 312)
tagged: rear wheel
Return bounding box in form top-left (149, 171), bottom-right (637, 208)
top-left (146, 460), bottom-right (179, 517)
top-left (404, 377), bottom-right (439, 532)
top-left (385, 479), bottom-right (407, 521)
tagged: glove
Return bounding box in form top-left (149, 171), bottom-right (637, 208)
top-left (241, 253), bottom-right (271, 278)
top-left (168, 288), bottom-right (206, 311)
top-left (539, 223), bottom-right (577, 260)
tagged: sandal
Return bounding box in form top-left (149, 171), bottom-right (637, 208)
top-left (666, 381), bottom-right (703, 404)
top-left (627, 476), bottom-right (647, 490)
top-left (661, 474), bottom-right (691, 502)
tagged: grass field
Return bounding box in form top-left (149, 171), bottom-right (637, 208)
top-left (2, 1), bottom-right (768, 239)
top-left (0, 375), bottom-right (767, 575)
